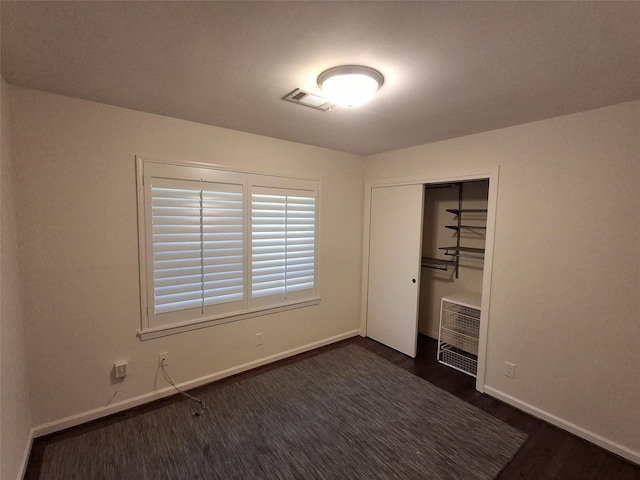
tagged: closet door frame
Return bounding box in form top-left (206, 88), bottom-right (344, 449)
top-left (360, 166), bottom-right (499, 393)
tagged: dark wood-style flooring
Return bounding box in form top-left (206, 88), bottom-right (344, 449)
top-left (25, 335), bottom-right (640, 479)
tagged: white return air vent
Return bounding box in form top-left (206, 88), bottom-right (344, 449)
top-left (283, 88), bottom-right (332, 111)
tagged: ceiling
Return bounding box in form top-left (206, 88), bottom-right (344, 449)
top-left (2, 1), bottom-right (639, 156)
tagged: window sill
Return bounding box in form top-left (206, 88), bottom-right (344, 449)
top-left (138, 297), bottom-right (321, 340)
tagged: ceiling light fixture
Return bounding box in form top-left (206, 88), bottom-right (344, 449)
top-left (317, 65), bottom-right (384, 108)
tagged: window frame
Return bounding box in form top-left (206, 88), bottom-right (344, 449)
top-left (136, 157), bottom-right (320, 340)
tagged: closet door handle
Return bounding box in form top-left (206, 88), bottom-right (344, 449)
top-left (412, 278), bottom-right (416, 283)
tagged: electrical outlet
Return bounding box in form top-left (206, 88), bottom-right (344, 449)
top-left (114, 361), bottom-right (128, 379)
top-left (158, 352), bottom-right (169, 367)
top-left (504, 361), bottom-right (516, 379)
top-left (255, 332), bottom-right (263, 346)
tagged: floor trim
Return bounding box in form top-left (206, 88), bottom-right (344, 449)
top-left (484, 385), bottom-right (640, 466)
top-left (17, 428), bottom-right (34, 480)
top-left (31, 330), bottom-right (360, 440)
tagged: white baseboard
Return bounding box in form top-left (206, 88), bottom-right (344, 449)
top-left (16, 428), bottom-right (34, 480)
top-left (484, 386), bottom-right (640, 466)
top-left (31, 330), bottom-right (360, 440)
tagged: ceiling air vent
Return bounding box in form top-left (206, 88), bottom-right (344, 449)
top-left (283, 88), bottom-right (332, 111)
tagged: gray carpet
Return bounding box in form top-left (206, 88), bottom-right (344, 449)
top-left (39, 345), bottom-right (527, 479)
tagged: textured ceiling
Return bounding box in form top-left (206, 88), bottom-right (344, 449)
top-left (2, 1), bottom-right (639, 156)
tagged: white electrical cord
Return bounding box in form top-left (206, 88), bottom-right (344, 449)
top-left (160, 363), bottom-right (207, 416)
top-left (105, 378), bottom-right (123, 407)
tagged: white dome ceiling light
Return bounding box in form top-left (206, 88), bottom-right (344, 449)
top-left (317, 65), bottom-right (384, 108)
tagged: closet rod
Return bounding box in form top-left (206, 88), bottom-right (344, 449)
top-left (422, 256), bottom-right (456, 271)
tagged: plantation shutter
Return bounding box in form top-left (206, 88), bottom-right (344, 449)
top-left (284, 193), bottom-right (316, 293)
top-left (201, 187), bottom-right (245, 308)
top-left (149, 178), bottom-right (245, 326)
top-left (251, 190), bottom-right (286, 299)
top-left (251, 186), bottom-right (316, 306)
top-left (152, 184), bottom-right (205, 315)
top-left (138, 158), bottom-right (319, 337)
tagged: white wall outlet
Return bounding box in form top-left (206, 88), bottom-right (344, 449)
top-left (158, 352), bottom-right (169, 367)
top-left (114, 361), bottom-right (128, 379)
top-left (504, 361), bottom-right (516, 379)
top-left (255, 332), bottom-right (263, 346)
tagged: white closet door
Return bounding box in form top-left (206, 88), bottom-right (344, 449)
top-left (367, 184), bottom-right (424, 357)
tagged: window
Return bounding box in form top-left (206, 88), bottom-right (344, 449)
top-left (137, 159), bottom-right (319, 339)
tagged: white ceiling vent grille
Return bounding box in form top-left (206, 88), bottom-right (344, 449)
top-left (283, 89), bottom-right (332, 111)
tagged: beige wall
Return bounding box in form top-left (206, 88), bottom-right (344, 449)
top-left (1, 78), bottom-right (33, 480)
top-left (365, 101), bottom-right (640, 458)
top-left (9, 86), bottom-right (364, 429)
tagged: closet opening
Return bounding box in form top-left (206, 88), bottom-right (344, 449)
top-left (419, 180), bottom-right (489, 377)
top-left (361, 167), bottom-right (498, 391)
